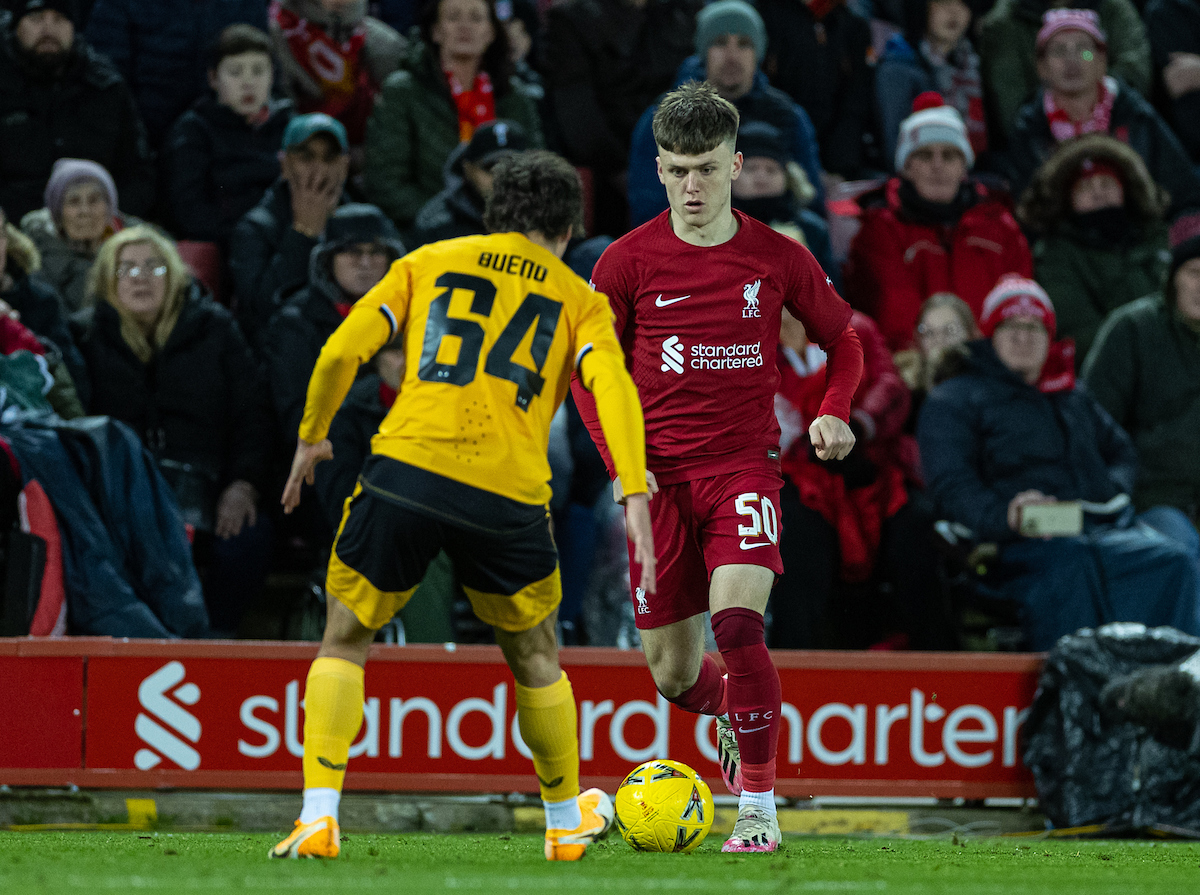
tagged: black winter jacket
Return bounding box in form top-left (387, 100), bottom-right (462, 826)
top-left (917, 340), bottom-right (1138, 542)
top-left (74, 285), bottom-right (274, 505)
top-left (263, 224), bottom-right (405, 442)
top-left (229, 178), bottom-right (348, 347)
top-left (0, 30), bottom-right (155, 219)
top-left (755, 0), bottom-right (877, 177)
top-left (163, 96), bottom-right (294, 243)
top-left (313, 373), bottom-right (388, 530)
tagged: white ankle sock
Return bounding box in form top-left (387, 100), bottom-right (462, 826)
top-left (738, 788), bottom-right (776, 815)
top-left (544, 795), bottom-right (583, 831)
top-left (299, 787), bottom-right (341, 824)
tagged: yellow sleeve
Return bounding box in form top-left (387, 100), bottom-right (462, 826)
top-left (574, 288), bottom-right (647, 496)
top-left (297, 260), bottom-right (410, 443)
top-left (580, 349), bottom-right (647, 496)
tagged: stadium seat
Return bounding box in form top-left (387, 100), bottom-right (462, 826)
top-left (176, 240), bottom-right (227, 306)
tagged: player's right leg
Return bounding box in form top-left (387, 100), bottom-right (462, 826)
top-left (272, 478), bottom-right (435, 859)
top-left (494, 611), bottom-right (613, 861)
top-left (453, 504), bottom-right (611, 861)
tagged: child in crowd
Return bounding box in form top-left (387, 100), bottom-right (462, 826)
top-left (163, 25), bottom-right (294, 244)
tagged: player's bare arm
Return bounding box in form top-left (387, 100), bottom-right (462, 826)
top-left (281, 437), bottom-right (334, 513)
top-left (624, 492), bottom-right (657, 595)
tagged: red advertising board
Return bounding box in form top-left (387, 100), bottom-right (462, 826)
top-left (0, 654), bottom-right (83, 770)
top-left (1, 640), bottom-right (1042, 798)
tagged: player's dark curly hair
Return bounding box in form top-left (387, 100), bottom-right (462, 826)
top-left (484, 151), bottom-right (584, 241)
top-left (652, 81), bottom-right (740, 156)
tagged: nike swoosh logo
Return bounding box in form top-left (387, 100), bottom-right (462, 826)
top-left (655, 294), bottom-right (691, 307)
top-left (318, 757), bottom-right (348, 771)
top-left (537, 774), bottom-right (564, 789)
top-left (739, 539), bottom-right (773, 550)
top-left (738, 725), bottom-right (769, 733)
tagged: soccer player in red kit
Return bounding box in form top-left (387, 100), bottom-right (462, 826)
top-left (573, 82), bottom-right (863, 852)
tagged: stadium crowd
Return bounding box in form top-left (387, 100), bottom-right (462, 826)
top-left (2, 0), bottom-right (1200, 653)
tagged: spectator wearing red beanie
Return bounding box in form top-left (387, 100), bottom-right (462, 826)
top-left (918, 271), bottom-right (1200, 651)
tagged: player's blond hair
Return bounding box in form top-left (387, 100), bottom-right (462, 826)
top-left (652, 81), bottom-right (740, 156)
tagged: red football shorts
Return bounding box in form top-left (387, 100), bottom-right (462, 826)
top-left (628, 469), bottom-right (783, 629)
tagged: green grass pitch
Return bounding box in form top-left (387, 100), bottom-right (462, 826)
top-left (1, 830), bottom-right (1198, 895)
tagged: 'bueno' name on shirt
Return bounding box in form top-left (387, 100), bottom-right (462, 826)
top-left (478, 252), bottom-right (548, 282)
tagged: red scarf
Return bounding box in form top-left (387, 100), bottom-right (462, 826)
top-left (1044, 78), bottom-right (1115, 143)
top-left (378, 381), bottom-right (397, 408)
top-left (446, 69), bottom-right (496, 142)
top-left (1037, 339), bottom-right (1076, 393)
top-left (270, 1), bottom-right (377, 145)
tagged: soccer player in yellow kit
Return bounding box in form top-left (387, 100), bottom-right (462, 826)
top-left (270, 151), bottom-right (656, 862)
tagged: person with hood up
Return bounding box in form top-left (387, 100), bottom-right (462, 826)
top-left (1083, 228), bottom-right (1200, 524)
top-left (264, 203), bottom-right (405, 448)
top-left (1017, 132), bottom-right (1171, 361)
top-left (730, 120), bottom-right (835, 283)
top-left (918, 274), bottom-right (1200, 651)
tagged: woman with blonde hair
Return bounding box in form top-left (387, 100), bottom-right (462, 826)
top-left (77, 225), bottom-right (275, 636)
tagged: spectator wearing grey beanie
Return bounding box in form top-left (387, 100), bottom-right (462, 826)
top-left (19, 157), bottom-right (142, 313)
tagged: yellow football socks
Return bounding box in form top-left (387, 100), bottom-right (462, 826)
top-left (302, 657), bottom-right (366, 792)
top-left (515, 672), bottom-right (580, 805)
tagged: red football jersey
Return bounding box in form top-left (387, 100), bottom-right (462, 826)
top-left (575, 210), bottom-right (862, 485)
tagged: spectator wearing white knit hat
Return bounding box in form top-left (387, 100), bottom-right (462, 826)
top-left (844, 93), bottom-right (1031, 353)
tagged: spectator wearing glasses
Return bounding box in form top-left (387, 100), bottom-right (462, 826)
top-left (1001, 9), bottom-right (1200, 221)
top-left (74, 225), bottom-right (274, 635)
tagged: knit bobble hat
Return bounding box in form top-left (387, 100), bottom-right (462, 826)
top-left (43, 158), bottom-right (118, 227)
top-left (980, 275), bottom-right (1057, 339)
top-left (694, 0), bottom-right (767, 63)
top-left (1036, 8), bottom-right (1107, 53)
top-left (894, 92), bottom-right (975, 172)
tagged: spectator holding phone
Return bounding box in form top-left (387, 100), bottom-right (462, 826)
top-left (918, 275), bottom-right (1200, 650)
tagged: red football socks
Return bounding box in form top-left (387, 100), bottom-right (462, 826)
top-left (712, 607), bottom-right (781, 793)
top-left (665, 652), bottom-right (727, 716)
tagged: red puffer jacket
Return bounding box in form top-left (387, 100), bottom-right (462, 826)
top-left (844, 178), bottom-right (1032, 351)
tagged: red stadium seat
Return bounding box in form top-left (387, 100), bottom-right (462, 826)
top-left (176, 240), bottom-right (227, 305)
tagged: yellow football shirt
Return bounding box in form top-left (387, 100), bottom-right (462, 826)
top-left (298, 231), bottom-right (645, 506)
